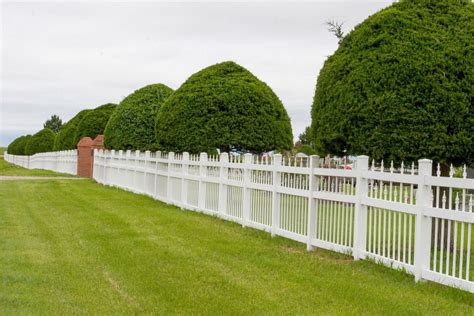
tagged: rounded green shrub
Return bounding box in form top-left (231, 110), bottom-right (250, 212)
top-left (155, 61), bottom-right (293, 153)
top-left (7, 136), bottom-right (27, 155)
top-left (311, 0), bottom-right (474, 166)
top-left (25, 128), bottom-right (55, 155)
top-left (74, 103), bottom-right (117, 145)
top-left (14, 135), bottom-right (32, 155)
top-left (53, 109), bottom-right (91, 151)
top-left (8, 135), bottom-right (33, 155)
top-left (104, 84), bottom-right (173, 151)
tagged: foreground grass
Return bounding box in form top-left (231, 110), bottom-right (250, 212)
top-left (0, 180), bottom-right (473, 314)
top-left (0, 157), bottom-right (73, 177)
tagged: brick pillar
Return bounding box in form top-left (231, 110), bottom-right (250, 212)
top-left (92, 135), bottom-right (104, 151)
top-left (77, 137), bottom-right (94, 177)
top-left (76, 135), bottom-right (105, 178)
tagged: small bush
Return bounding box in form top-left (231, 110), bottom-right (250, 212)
top-left (74, 103), bottom-right (116, 144)
top-left (104, 84), bottom-right (173, 151)
top-left (296, 144), bottom-right (317, 156)
top-left (53, 109), bottom-right (91, 151)
top-left (25, 128), bottom-right (55, 155)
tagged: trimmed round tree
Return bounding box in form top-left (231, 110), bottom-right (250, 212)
top-left (104, 84), bottom-right (173, 151)
top-left (53, 109), bottom-right (91, 151)
top-left (311, 0), bottom-right (474, 167)
top-left (74, 103), bottom-right (117, 145)
top-left (24, 128), bottom-right (55, 155)
top-left (7, 137), bottom-right (21, 155)
top-left (155, 61), bottom-right (293, 153)
top-left (14, 135), bottom-right (32, 155)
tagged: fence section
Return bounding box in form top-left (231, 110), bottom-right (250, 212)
top-left (93, 149), bottom-right (474, 293)
top-left (4, 151), bottom-right (77, 175)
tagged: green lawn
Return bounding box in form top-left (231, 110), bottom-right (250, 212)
top-left (1, 178), bottom-right (473, 314)
top-left (0, 156), bottom-right (74, 177)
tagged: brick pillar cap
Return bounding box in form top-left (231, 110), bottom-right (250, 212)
top-left (77, 137), bottom-right (93, 148)
top-left (93, 135), bottom-right (104, 148)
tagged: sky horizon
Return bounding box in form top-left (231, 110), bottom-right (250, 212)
top-left (0, 0), bottom-right (394, 147)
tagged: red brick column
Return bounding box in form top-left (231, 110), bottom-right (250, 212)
top-left (76, 135), bottom-right (105, 178)
top-left (77, 137), bottom-right (94, 177)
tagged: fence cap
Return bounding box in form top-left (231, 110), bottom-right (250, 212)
top-left (77, 137), bottom-right (93, 148)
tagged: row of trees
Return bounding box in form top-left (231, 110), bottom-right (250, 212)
top-left (8, 61), bottom-right (294, 155)
top-left (9, 1), bottom-right (472, 168)
top-left (7, 104), bottom-right (117, 155)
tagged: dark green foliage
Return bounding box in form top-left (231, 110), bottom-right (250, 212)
top-left (297, 144), bottom-right (317, 156)
top-left (155, 61), bottom-right (293, 153)
top-left (24, 128), bottom-right (55, 155)
top-left (7, 135), bottom-right (31, 155)
top-left (311, 0), bottom-right (474, 166)
top-left (43, 115), bottom-right (63, 133)
top-left (298, 127), bottom-right (313, 146)
top-left (74, 103), bottom-right (116, 145)
top-left (104, 84), bottom-right (174, 151)
top-left (53, 109), bottom-right (91, 151)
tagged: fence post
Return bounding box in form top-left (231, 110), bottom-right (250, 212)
top-left (167, 152), bottom-right (175, 204)
top-left (133, 150), bottom-right (140, 192)
top-left (414, 159), bottom-right (433, 282)
top-left (198, 152), bottom-right (208, 211)
top-left (181, 152), bottom-right (189, 208)
top-left (218, 152), bottom-right (229, 218)
top-left (154, 151), bottom-right (161, 199)
top-left (307, 155), bottom-right (320, 251)
top-left (144, 151), bottom-right (150, 194)
top-left (353, 155), bottom-right (369, 260)
top-left (271, 154), bottom-right (282, 237)
top-left (242, 153), bottom-right (253, 227)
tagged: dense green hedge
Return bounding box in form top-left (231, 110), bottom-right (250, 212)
top-left (311, 0), bottom-right (474, 166)
top-left (7, 135), bottom-right (31, 155)
top-left (74, 103), bottom-right (116, 145)
top-left (104, 84), bottom-right (173, 151)
top-left (155, 61), bottom-right (293, 153)
top-left (53, 109), bottom-right (92, 151)
top-left (24, 128), bottom-right (55, 155)
top-left (7, 137), bottom-right (21, 155)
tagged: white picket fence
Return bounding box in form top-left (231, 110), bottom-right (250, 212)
top-left (91, 149), bottom-right (474, 293)
top-left (4, 151), bottom-right (77, 175)
top-left (4, 149), bottom-right (474, 293)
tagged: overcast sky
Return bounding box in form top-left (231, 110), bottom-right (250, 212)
top-left (0, 0), bottom-right (394, 147)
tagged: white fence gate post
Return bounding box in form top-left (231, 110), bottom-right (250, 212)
top-left (144, 151), bottom-right (150, 194)
top-left (353, 155), bottom-right (369, 260)
top-left (271, 154), bottom-right (282, 237)
top-left (414, 158), bottom-right (433, 282)
top-left (218, 152), bottom-right (229, 218)
top-left (198, 152), bottom-right (208, 211)
top-left (153, 151), bottom-right (160, 199)
top-left (167, 152), bottom-right (175, 203)
top-left (181, 152), bottom-right (189, 208)
top-left (307, 155), bottom-right (320, 251)
top-left (242, 153), bottom-right (252, 227)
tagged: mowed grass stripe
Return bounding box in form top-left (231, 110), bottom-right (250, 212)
top-left (0, 180), bottom-right (473, 314)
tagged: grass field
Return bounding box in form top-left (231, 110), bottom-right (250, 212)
top-left (0, 147), bottom-right (6, 155)
top-left (1, 162), bottom-right (473, 314)
top-left (0, 156), bottom-right (74, 177)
